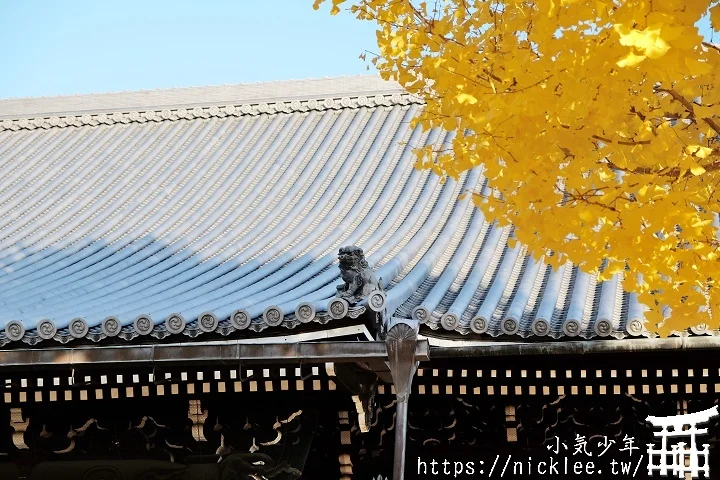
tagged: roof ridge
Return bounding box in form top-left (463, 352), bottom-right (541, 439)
top-left (0, 75), bottom-right (387, 102)
top-left (0, 91), bottom-right (422, 133)
top-left (0, 75), bottom-right (410, 127)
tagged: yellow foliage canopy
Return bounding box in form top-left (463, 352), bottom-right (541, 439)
top-left (315, 0), bottom-right (720, 336)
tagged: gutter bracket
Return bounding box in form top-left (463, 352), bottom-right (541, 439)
top-left (385, 317), bottom-right (420, 480)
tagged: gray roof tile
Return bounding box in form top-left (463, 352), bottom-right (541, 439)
top-left (0, 76), bottom-right (699, 345)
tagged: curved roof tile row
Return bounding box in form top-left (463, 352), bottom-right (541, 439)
top-left (0, 76), bottom-right (681, 345)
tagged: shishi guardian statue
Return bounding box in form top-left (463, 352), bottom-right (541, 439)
top-left (335, 246), bottom-right (387, 339)
top-left (335, 246), bottom-right (381, 303)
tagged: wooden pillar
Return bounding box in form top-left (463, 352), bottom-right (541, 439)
top-left (385, 319), bottom-right (419, 480)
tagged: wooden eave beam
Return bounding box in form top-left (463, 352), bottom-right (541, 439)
top-left (0, 340), bottom-right (430, 369)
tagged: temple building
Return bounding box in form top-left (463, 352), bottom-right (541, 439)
top-left (1, 75), bottom-right (720, 479)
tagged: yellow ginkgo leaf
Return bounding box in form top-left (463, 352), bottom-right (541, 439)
top-left (691, 165), bottom-right (707, 175)
top-left (711, 4), bottom-right (720, 32)
top-left (456, 93), bottom-right (478, 104)
top-left (616, 52), bottom-right (646, 68)
top-left (695, 147), bottom-right (713, 159)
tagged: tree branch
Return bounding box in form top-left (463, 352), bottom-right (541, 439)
top-left (592, 134), bottom-right (651, 146)
top-left (656, 87), bottom-right (720, 137)
top-left (605, 157), bottom-right (720, 180)
top-left (702, 42), bottom-right (720, 54)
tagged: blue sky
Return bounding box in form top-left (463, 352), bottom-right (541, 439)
top-left (0, 2), bottom-right (716, 100)
top-left (0, 1), bottom-right (378, 99)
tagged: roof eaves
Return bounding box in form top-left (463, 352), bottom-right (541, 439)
top-left (2, 305), bottom-right (368, 348)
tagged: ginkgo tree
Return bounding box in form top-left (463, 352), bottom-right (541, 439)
top-left (315, 0), bottom-right (720, 336)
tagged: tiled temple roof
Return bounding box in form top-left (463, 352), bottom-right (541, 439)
top-left (0, 75), bottom-right (677, 346)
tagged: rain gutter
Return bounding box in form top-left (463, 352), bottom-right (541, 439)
top-left (426, 335), bottom-right (720, 357)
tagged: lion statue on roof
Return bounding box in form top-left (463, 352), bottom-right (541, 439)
top-left (335, 246), bottom-right (381, 303)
